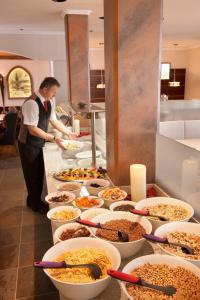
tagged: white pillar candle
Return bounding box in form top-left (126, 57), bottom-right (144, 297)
top-left (130, 164), bottom-right (146, 201)
top-left (73, 119), bottom-right (80, 135)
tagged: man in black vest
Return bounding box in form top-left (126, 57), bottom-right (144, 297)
top-left (18, 77), bottom-right (77, 213)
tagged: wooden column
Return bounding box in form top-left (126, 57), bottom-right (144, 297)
top-left (104, 0), bottom-right (162, 185)
top-left (64, 10), bottom-right (91, 109)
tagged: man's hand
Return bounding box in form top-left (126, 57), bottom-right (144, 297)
top-left (67, 132), bottom-right (79, 140)
top-left (55, 138), bottom-right (65, 149)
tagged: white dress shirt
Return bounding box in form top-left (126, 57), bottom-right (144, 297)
top-left (22, 92), bottom-right (57, 126)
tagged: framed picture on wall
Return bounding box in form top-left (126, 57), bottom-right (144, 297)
top-left (7, 66), bottom-right (33, 99)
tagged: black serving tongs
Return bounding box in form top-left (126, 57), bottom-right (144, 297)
top-left (34, 261), bottom-right (102, 280)
top-left (107, 269), bottom-right (176, 296)
top-left (76, 218), bottom-right (129, 242)
top-left (143, 233), bottom-right (194, 255)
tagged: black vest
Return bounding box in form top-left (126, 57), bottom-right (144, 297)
top-left (18, 97), bottom-right (51, 148)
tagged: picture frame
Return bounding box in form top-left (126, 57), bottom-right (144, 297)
top-left (7, 66), bottom-right (33, 99)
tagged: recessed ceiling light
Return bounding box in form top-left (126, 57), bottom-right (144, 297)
top-left (52, 0), bottom-right (67, 2)
top-left (99, 16), bottom-right (104, 20)
top-left (89, 30), bottom-right (93, 33)
top-left (20, 28), bottom-right (24, 31)
top-left (99, 42), bottom-right (104, 46)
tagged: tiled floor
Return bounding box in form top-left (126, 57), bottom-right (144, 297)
top-left (0, 151), bottom-right (59, 300)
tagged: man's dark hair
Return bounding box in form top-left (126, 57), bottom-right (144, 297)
top-left (39, 77), bottom-right (60, 89)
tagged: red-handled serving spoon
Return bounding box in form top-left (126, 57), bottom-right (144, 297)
top-left (107, 269), bottom-right (176, 296)
top-left (143, 233), bottom-right (194, 255)
top-left (129, 208), bottom-right (169, 221)
top-left (76, 218), bottom-right (129, 242)
top-left (34, 261), bottom-right (102, 279)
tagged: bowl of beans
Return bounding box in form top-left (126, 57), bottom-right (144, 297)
top-left (109, 200), bottom-right (136, 212)
top-left (90, 211), bottom-right (152, 258)
top-left (45, 191), bottom-right (76, 209)
top-left (135, 197), bottom-right (194, 231)
top-left (55, 222), bottom-right (92, 243)
top-left (84, 179), bottom-right (110, 196)
top-left (121, 254), bottom-right (200, 300)
top-left (155, 221), bottom-right (200, 267)
top-left (47, 205), bottom-right (81, 231)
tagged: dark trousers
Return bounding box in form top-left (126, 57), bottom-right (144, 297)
top-left (18, 141), bottom-right (44, 210)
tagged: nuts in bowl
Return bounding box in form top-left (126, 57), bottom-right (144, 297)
top-left (73, 196), bottom-right (104, 210)
top-left (45, 191), bottom-right (75, 209)
top-left (98, 187), bottom-right (127, 208)
top-left (55, 223), bottom-right (92, 243)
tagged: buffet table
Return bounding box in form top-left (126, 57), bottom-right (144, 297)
top-left (43, 143), bottom-right (157, 300)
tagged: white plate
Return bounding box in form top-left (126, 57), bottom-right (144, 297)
top-left (75, 150), bottom-right (101, 159)
top-left (77, 158), bottom-right (106, 168)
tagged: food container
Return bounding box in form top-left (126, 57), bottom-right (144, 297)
top-left (72, 196), bottom-right (104, 211)
top-left (42, 237), bottom-right (121, 300)
top-left (45, 191), bottom-right (75, 209)
top-left (80, 208), bottom-right (109, 221)
top-left (135, 197), bottom-right (194, 231)
top-left (91, 211), bottom-right (152, 259)
top-left (56, 182), bottom-right (82, 197)
top-left (109, 200), bottom-right (136, 212)
top-left (120, 254), bottom-right (200, 300)
top-left (61, 140), bottom-right (84, 158)
top-left (154, 221), bottom-right (200, 267)
top-left (98, 188), bottom-right (127, 208)
top-left (84, 179), bottom-right (110, 196)
top-left (54, 222), bottom-right (92, 243)
top-left (47, 206), bottom-right (81, 232)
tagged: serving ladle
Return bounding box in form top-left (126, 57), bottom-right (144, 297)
top-left (34, 261), bottom-right (102, 280)
top-left (76, 218), bottom-right (129, 242)
top-left (143, 233), bottom-right (194, 255)
top-left (129, 208), bottom-right (169, 221)
top-left (107, 269), bottom-right (176, 296)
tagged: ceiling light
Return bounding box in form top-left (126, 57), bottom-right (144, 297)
top-left (52, 0), bottom-right (67, 2)
top-left (99, 16), bottom-right (104, 20)
top-left (99, 42), bottom-right (104, 46)
top-left (168, 44), bottom-right (180, 87)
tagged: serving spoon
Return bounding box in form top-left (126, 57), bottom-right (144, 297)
top-left (34, 261), bottom-right (102, 280)
top-left (107, 269), bottom-right (176, 296)
top-left (143, 233), bottom-right (194, 255)
top-left (129, 208), bottom-right (169, 221)
top-left (76, 218), bottom-right (129, 242)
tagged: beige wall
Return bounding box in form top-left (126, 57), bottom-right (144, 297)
top-left (162, 49), bottom-right (188, 68)
top-left (0, 60), bottom-right (51, 107)
top-left (185, 48), bottom-right (200, 99)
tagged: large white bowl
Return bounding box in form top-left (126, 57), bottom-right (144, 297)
top-left (84, 179), bottom-right (110, 196)
top-left (109, 200), bottom-right (136, 211)
top-left (121, 254), bottom-right (200, 300)
top-left (61, 140), bottom-right (84, 158)
top-left (47, 205), bottom-right (81, 231)
top-left (91, 211), bottom-right (152, 259)
top-left (54, 222), bottom-right (92, 243)
top-left (56, 182), bottom-right (82, 197)
top-left (42, 237), bottom-right (121, 300)
top-left (80, 208), bottom-right (109, 221)
top-left (98, 188), bottom-right (128, 208)
top-left (45, 191), bottom-right (75, 209)
top-left (135, 197), bottom-right (194, 231)
top-left (154, 221), bottom-right (200, 267)
top-left (72, 196), bottom-right (104, 211)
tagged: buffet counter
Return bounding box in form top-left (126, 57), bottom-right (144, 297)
top-left (43, 142), bottom-right (156, 300)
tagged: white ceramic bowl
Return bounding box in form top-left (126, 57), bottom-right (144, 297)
top-left (47, 206), bottom-right (81, 231)
top-left (135, 197), bottom-right (194, 231)
top-left (109, 200), bottom-right (136, 211)
top-left (91, 211), bottom-right (152, 259)
top-left (73, 196), bottom-right (104, 211)
top-left (61, 140), bottom-right (84, 158)
top-left (54, 222), bottom-right (92, 243)
top-left (56, 182), bottom-right (82, 197)
top-left (80, 208), bottom-right (109, 221)
top-left (45, 191), bottom-right (76, 209)
top-left (98, 188), bottom-right (128, 208)
top-left (154, 221), bottom-right (200, 267)
top-left (42, 237), bottom-right (121, 300)
top-left (121, 254), bottom-right (200, 300)
top-left (84, 179), bottom-right (110, 196)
